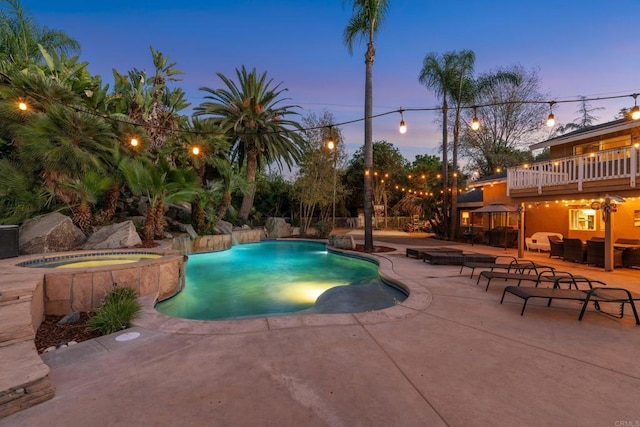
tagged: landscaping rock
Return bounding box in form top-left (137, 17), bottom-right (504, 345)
top-left (57, 312), bottom-right (80, 325)
top-left (265, 217), bottom-right (291, 238)
top-left (328, 235), bottom-right (355, 249)
top-left (82, 221), bottom-right (141, 250)
top-left (216, 220), bottom-right (233, 235)
top-left (19, 212), bottom-right (86, 254)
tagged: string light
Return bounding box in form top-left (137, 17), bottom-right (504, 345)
top-left (631, 94), bottom-right (640, 120)
top-left (129, 138), bottom-right (139, 147)
top-left (17, 101), bottom-right (27, 111)
top-left (326, 126), bottom-right (335, 150)
top-left (398, 109), bottom-right (407, 134)
top-left (471, 106), bottom-right (480, 131)
top-left (546, 101), bottom-right (556, 127)
top-left (191, 146), bottom-right (201, 156)
top-left (13, 83), bottom-right (640, 140)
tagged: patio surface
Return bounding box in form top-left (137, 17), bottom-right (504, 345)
top-left (6, 233), bottom-right (640, 426)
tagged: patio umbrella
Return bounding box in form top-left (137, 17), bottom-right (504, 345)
top-left (472, 204), bottom-right (519, 248)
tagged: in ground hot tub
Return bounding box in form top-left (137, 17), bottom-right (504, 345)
top-left (15, 249), bottom-right (185, 315)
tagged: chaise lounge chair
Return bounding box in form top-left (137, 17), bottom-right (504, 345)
top-left (500, 280), bottom-right (640, 324)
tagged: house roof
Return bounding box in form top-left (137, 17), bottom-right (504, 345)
top-left (457, 187), bottom-right (483, 204)
top-left (466, 171), bottom-right (507, 188)
top-left (530, 117), bottom-right (639, 151)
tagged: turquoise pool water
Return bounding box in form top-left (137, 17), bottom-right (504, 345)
top-left (155, 240), bottom-right (407, 320)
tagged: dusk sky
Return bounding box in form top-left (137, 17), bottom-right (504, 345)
top-left (22, 0), bottom-right (640, 164)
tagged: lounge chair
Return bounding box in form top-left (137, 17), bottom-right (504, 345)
top-left (460, 256), bottom-right (552, 278)
top-left (500, 283), bottom-right (640, 324)
top-left (405, 247), bottom-right (462, 259)
top-left (476, 269), bottom-right (588, 292)
top-left (423, 252), bottom-right (495, 266)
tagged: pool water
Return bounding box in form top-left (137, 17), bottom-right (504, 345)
top-left (155, 240), bottom-right (406, 320)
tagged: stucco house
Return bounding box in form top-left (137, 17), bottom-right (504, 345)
top-left (462, 117), bottom-right (640, 270)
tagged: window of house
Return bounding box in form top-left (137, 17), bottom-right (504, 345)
top-left (569, 208), bottom-right (596, 231)
top-left (573, 135), bottom-right (631, 156)
top-left (461, 211), bottom-right (470, 226)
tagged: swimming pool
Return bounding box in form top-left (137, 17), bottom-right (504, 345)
top-left (155, 240), bottom-right (407, 320)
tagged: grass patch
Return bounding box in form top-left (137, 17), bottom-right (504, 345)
top-left (87, 285), bottom-right (141, 335)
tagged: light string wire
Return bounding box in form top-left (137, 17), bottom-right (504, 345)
top-left (9, 81), bottom-right (639, 138)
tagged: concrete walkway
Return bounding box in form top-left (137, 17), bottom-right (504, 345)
top-left (6, 237), bottom-right (640, 426)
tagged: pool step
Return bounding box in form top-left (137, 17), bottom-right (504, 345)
top-left (0, 273), bottom-right (55, 419)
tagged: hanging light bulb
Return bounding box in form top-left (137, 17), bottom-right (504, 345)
top-left (326, 126), bottom-right (335, 150)
top-left (471, 107), bottom-right (480, 131)
top-left (631, 94), bottom-right (640, 120)
top-left (546, 101), bottom-right (556, 127)
top-left (399, 109), bottom-right (407, 134)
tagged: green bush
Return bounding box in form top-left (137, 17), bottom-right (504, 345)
top-left (87, 285), bottom-right (141, 335)
top-left (314, 220), bottom-right (333, 239)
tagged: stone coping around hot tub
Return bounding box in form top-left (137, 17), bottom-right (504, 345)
top-left (12, 247), bottom-right (181, 270)
top-left (5, 248), bottom-right (187, 315)
top-left (133, 244), bottom-right (432, 335)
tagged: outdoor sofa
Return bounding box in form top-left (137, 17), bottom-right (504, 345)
top-left (525, 232), bottom-right (563, 252)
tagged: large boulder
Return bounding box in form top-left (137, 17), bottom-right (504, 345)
top-left (265, 217), bottom-right (291, 238)
top-left (215, 220), bottom-right (233, 235)
top-left (82, 221), bottom-right (142, 250)
top-left (19, 212), bottom-right (86, 254)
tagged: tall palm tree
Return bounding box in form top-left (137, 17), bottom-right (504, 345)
top-left (343, 0), bottom-right (389, 252)
top-left (194, 66), bottom-right (304, 221)
top-left (447, 50), bottom-right (476, 240)
top-left (418, 51), bottom-right (463, 239)
top-left (0, 0), bottom-right (80, 65)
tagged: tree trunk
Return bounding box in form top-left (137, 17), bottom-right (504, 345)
top-left (192, 202), bottom-right (205, 234)
top-left (450, 107), bottom-right (460, 240)
top-left (154, 199), bottom-right (165, 240)
top-left (363, 41), bottom-right (375, 252)
top-left (142, 207), bottom-right (155, 243)
top-left (239, 148), bottom-right (258, 221)
top-left (96, 183), bottom-right (120, 225)
top-left (441, 98), bottom-right (449, 240)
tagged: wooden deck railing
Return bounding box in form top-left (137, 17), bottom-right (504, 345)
top-left (507, 146), bottom-right (640, 195)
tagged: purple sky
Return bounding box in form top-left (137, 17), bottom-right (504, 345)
top-left (23, 0), bottom-right (640, 163)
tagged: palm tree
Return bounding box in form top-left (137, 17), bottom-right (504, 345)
top-left (120, 158), bottom-right (199, 243)
top-left (418, 51), bottom-right (459, 239)
top-left (0, 0), bottom-right (80, 65)
top-left (194, 66), bottom-right (304, 221)
top-left (447, 50), bottom-right (476, 240)
top-left (343, 0), bottom-right (389, 252)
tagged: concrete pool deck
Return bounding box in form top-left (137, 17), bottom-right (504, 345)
top-left (6, 235), bottom-right (640, 425)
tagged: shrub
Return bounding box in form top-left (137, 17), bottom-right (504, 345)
top-left (314, 220), bottom-right (333, 239)
top-left (87, 285), bottom-right (141, 335)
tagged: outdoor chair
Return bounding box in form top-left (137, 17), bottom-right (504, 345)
top-left (548, 235), bottom-right (564, 259)
top-left (623, 248), bottom-right (640, 269)
top-left (562, 238), bottom-right (586, 263)
top-left (586, 239), bottom-right (623, 268)
top-left (500, 280), bottom-right (640, 325)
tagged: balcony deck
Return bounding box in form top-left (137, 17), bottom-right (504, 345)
top-left (507, 146), bottom-right (640, 199)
